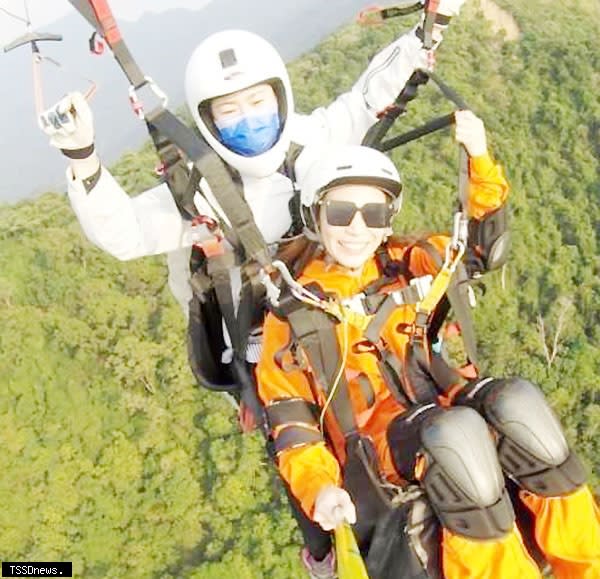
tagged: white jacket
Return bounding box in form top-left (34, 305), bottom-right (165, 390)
top-left (67, 30), bottom-right (430, 316)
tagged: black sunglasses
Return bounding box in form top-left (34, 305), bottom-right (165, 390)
top-left (320, 199), bottom-right (394, 228)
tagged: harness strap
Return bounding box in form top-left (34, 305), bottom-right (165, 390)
top-left (401, 342), bottom-right (441, 404)
top-left (235, 264), bottom-right (267, 355)
top-left (286, 307), bottom-right (358, 437)
top-left (376, 350), bottom-right (412, 408)
top-left (416, 241), bottom-right (479, 367)
top-left (147, 112), bottom-right (272, 269)
top-left (421, 0), bottom-right (441, 50)
top-left (363, 281), bottom-right (429, 343)
top-left (206, 253), bottom-right (240, 350)
top-left (265, 398), bottom-right (319, 429)
top-left (274, 426), bottom-right (324, 454)
top-left (266, 397), bottom-right (324, 455)
top-left (72, 0), bottom-right (146, 88)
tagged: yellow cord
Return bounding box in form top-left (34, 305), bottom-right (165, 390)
top-left (319, 312), bottom-right (350, 432)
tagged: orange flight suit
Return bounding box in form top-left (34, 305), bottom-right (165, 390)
top-left (256, 154), bottom-right (600, 578)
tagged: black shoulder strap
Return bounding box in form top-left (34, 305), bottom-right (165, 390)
top-left (282, 142), bottom-right (305, 238)
top-left (285, 305), bottom-right (358, 437)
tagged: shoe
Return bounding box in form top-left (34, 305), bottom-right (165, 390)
top-left (301, 547), bottom-right (337, 579)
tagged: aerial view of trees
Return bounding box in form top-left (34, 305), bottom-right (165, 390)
top-left (1, 0), bottom-right (598, 576)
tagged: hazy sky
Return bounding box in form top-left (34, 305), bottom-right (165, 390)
top-left (0, 0), bottom-right (213, 44)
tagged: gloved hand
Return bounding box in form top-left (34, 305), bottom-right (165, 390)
top-left (454, 110), bottom-right (488, 157)
top-left (39, 92), bottom-right (100, 181)
top-left (313, 485), bottom-right (356, 531)
top-left (421, 0), bottom-right (467, 45)
top-left (436, 0), bottom-right (467, 17)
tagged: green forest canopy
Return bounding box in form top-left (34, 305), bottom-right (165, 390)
top-left (1, 0), bottom-right (598, 576)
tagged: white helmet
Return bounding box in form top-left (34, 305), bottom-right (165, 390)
top-left (184, 29), bottom-right (294, 178)
top-left (298, 145), bottom-right (403, 238)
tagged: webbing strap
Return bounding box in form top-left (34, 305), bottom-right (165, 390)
top-left (147, 111), bottom-right (272, 269)
top-left (73, 0), bottom-right (145, 87)
top-left (286, 308), bottom-right (358, 436)
top-left (274, 426), bottom-right (324, 454)
top-left (421, 0), bottom-right (440, 50)
top-left (364, 296), bottom-right (398, 343)
top-left (362, 69), bottom-right (430, 149)
top-left (416, 241), bottom-right (478, 366)
top-left (235, 265), bottom-right (267, 355)
top-left (265, 398), bottom-right (319, 430)
top-left (207, 254), bottom-right (240, 349)
top-left (402, 343), bottom-right (441, 404)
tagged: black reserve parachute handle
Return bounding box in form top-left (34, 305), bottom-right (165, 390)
top-left (362, 68), bottom-right (431, 149)
top-left (357, 1), bottom-right (425, 26)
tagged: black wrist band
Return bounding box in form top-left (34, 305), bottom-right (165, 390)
top-left (61, 143), bottom-right (95, 159)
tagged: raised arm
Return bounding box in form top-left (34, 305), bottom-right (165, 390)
top-left (40, 92), bottom-right (196, 260)
top-left (292, 0), bottom-right (467, 147)
top-left (392, 111), bottom-right (509, 277)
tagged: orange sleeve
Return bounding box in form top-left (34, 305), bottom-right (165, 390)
top-left (467, 153), bottom-right (509, 220)
top-left (256, 312), bottom-right (341, 517)
top-left (407, 235), bottom-right (450, 277)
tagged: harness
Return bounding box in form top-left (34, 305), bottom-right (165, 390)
top-left (263, 241), bottom-right (465, 571)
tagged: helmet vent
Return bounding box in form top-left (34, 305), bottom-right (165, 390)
top-left (336, 164), bottom-right (353, 170)
top-left (219, 48), bottom-right (237, 68)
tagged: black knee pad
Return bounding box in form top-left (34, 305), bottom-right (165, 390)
top-left (419, 407), bottom-right (515, 540)
top-left (387, 404), bottom-right (442, 481)
top-left (457, 377), bottom-right (587, 496)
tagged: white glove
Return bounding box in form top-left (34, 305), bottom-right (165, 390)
top-left (39, 91), bottom-right (95, 155)
top-left (420, 0), bottom-right (466, 45)
top-left (40, 92), bottom-right (101, 181)
top-left (436, 0), bottom-right (467, 18)
top-left (313, 485), bottom-right (357, 531)
top-left (455, 110), bottom-right (488, 157)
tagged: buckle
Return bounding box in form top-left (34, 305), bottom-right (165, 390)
top-left (342, 293), bottom-right (367, 316)
top-left (128, 77), bottom-right (168, 120)
top-left (410, 274), bottom-right (433, 301)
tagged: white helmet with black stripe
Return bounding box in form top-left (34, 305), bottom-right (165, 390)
top-left (298, 145), bottom-right (403, 239)
top-left (184, 29), bottom-right (294, 178)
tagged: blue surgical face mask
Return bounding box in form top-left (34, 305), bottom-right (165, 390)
top-left (215, 112), bottom-right (281, 157)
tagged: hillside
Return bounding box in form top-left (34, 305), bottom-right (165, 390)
top-left (1, 0), bottom-right (599, 576)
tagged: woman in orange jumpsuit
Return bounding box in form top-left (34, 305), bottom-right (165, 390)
top-left (256, 111), bottom-right (600, 578)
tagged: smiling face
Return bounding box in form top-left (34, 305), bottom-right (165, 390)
top-left (319, 184), bottom-right (392, 271)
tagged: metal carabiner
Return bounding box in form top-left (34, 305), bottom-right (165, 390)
top-left (128, 76), bottom-right (168, 120)
top-left (444, 239), bottom-right (466, 273)
top-left (450, 211), bottom-right (468, 249)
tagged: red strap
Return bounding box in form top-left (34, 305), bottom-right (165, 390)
top-left (196, 238), bottom-right (225, 258)
top-left (238, 402), bottom-right (257, 433)
top-left (87, 0), bottom-right (121, 46)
